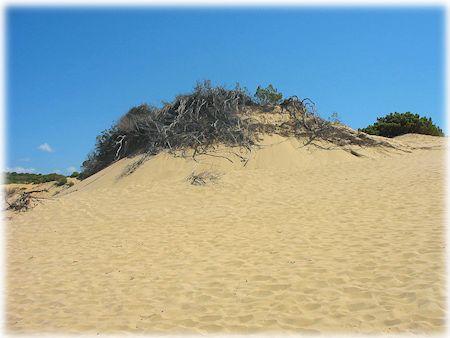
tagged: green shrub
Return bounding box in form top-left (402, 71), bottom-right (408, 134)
top-left (360, 112), bottom-right (444, 138)
top-left (55, 177), bottom-right (67, 186)
top-left (5, 172), bottom-right (68, 185)
top-left (69, 171), bottom-right (80, 178)
top-left (254, 84), bottom-right (283, 105)
top-left (67, 181), bottom-right (75, 187)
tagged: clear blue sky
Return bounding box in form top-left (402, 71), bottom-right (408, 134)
top-left (6, 7), bottom-right (444, 174)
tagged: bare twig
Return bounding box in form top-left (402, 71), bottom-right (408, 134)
top-left (7, 189), bottom-right (49, 212)
top-left (187, 171), bottom-right (220, 186)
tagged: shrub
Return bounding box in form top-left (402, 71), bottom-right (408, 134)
top-left (81, 81), bottom-right (397, 179)
top-left (254, 84), bottom-right (283, 105)
top-left (360, 112), bottom-right (444, 138)
top-left (55, 177), bottom-right (67, 186)
top-left (80, 81), bottom-right (256, 179)
top-left (5, 172), bottom-right (68, 185)
top-left (187, 171), bottom-right (220, 186)
top-left (67, 181), bottom-right (75, 187)
top-left (69, 171), bottom-right (80, 178)
top-left (328, 112), bottom-right (341, 125)
top-left (5, 186), bottom-right (19, 199)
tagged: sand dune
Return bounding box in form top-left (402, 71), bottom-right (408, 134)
top-left (5, 134), bottom-right (446, 334)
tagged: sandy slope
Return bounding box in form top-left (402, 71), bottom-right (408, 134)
top-left (5, 134), bottom-right (446, 334)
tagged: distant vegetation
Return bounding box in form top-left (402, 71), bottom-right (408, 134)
top-left (55, 176), bottom-right (68, 186)
top-left (5, 172), bottom-right (68, 185)
top-left (69, 171), bottom-right (80, 178)
top-left (360, 112), bottom-right (444, 138)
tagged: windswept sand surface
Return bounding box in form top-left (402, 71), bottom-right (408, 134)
top-left (6, 134), bottom-right (446, 334)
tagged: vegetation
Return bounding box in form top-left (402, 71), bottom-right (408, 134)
top-left (69, 171), bottom-right (80, 178)
top-left (80, 81), bottom-right (394, 179)
top-left (187, 171), bottom-right (220, 186)
top-left (328, 112), bottom-right (341, 125)
top-left (5, 172), bottom-right (69, 185)
top-left (5, 186), bottom-right (19, 199)
top-left (55, 176), bottom-right (68, 186)
top-left (360, 112), bottom-right (444, 138)
top-left (254, 84), bottom-right (283, 105)
top-left (5, 189), bottom-right (49, 212)
top-left (80, 81), bottom-right (256, 179)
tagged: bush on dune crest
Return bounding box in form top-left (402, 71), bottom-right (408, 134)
top-left (69, 171), bottom-right (80, 178)
top-left (254, 84), bottom-right (283, 106)
top-left (81, 82), bottom-right (430, 179)
top-left (55, 176), bottom-right (68, 186)
top-left (81, 82), bottom-right (305, 179)
top-left (360, 112), bottom-right (444, 138)
top-left (80, 81), bottom-right (257, 179)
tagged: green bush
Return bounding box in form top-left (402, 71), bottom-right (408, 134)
top-left (69, 171), bottom-right (80, 178)
top-left (254, 84), bottom-right (283, 105)
top-left (360, 112), bottom-right (444, 138)
top-left (67, 181), bottom-right (75, 187)
top-left (55, 177), bottom-right (68, 186)
top-left (5, 172), bottom-right (68, 185)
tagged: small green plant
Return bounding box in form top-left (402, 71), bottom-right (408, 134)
top-left (329, 112), bottom-right (341, 124)
top-left (254, 84), bottom-right (283, 105)
top-left (67, 181), bottom-right (75, 187)
top-left (360, 112), bottom-right (444, 138)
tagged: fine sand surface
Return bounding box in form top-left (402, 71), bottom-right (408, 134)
top-left (6, 134), bottom-right (446, 334)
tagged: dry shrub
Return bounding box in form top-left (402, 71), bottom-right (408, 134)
top-left (81, 82), bottom-right (401, 179)
top-left (187, 171), bottom-right (220, 186)
top-left (81, 81), bottom-right (255, 179)
top-left (6, 189), bottom-right (48, 212)
top-left (5, 186), bottom-right (19, 199)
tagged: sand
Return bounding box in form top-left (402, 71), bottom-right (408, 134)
top-left (5, 134), bottom-right (446, 335)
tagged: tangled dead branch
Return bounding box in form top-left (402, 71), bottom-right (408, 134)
top-left (81, 82), bottom-right (398, 179)
top-left (82, 82), bottom-right (256, 178)
top-left (118, 153), bottom-right (153, 178)
top-left (6, 189), bottom-right (49, 212)
top-left (278, 96), bottom-right (394, 150)
top-left (187, 171), bottom-right (221, 186)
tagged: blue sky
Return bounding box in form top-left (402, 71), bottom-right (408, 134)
top-left (6, 7), bottom-right (444, 174)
